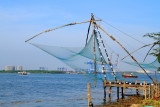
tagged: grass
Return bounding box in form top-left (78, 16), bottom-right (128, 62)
top-left (96, 96), bottom-right (160, 107)
top-left (141, 99), bottom-right (160, 107)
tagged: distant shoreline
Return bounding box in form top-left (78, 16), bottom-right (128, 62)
top-left (0, 70), bottom-right (65, 74)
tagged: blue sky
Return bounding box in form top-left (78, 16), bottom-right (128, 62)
top-left (0, 0), bottom-right (160, 70)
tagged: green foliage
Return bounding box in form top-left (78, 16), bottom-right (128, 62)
top-left (141, 100), bottom-right (160, 106)
top-left (158, 54), bottom-right (160, 63)
top-left (143, 32), bottom-right (160, 60)
top-left (27, 70), bottom-right (65, 74)
top-left (0, 70), bottom-right (22, 73)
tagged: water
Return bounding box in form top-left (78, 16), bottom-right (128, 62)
top-left (0, 73), bottom-right (159, 107)
top-left (0, 73), bottom-right (105, 107)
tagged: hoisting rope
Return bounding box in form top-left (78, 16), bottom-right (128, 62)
top-left (94, 22), bottom-right (155, 84)
top-left (93, 30), bottom-right (107, 81)
top-left (94, 15), bottom-right (146, 45)
top-left (85, 18), bottom-right (92, 46)
top-left (95, 27), bottom-right (117, 82)
top-left (121, 43), bottom-right (153, 60)
top-left (90, 14), bottom-right (118, 82)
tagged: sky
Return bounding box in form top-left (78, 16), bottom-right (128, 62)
top-left (0, 0), bottom-right (160, 70)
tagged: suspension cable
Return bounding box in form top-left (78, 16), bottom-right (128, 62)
top-left (95, 23), bottom-right (155, 84)
top-left (94, 15), bottom-right (146, 45)
top-left (95, 27), bottom-right (117, 82)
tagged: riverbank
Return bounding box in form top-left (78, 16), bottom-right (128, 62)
top-left (96, 95), bottom-right (160, 107)
top-left (0, 70), bottom-right (65, 74)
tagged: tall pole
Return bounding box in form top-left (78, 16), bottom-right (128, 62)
top-left (91, 14), bottom-right (97, 87)
top-left (87, 83), bottom-right (93, 107)
top-left (95, 23), bottom-right (155, 84)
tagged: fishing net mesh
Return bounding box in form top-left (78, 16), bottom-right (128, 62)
top-left (29, 31), bottom-right (118, 81)
top-left (124, 58), bottom-right (159, 71)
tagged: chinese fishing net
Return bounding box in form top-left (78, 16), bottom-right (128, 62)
top-left (29, 30), bottom-right (119, 81)
top-left (124, 58), bottom-right (160, 72)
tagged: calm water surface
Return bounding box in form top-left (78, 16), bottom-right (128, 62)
top-left (0, 73), bottom-right (159, 107)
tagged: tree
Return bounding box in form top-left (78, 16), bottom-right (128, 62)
top-left (143, 32), bottom-right (160, 63)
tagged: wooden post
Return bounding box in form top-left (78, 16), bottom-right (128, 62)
top-left (154, 78), bottom-right (158, 98)
top-left (103, 81), bottom-right (106, 102)
top-left (143, 81), bottom-right (147, 99)
top-left (136, 89), bottom-right (139, 95)
top-left (87, 83), bottom-right (93, 107)
top-left (148, 84), bottom-right (151, 99)
top-left (123, 81), bottom-right (126, 94)
top-left (135, 80), bottom-right (139, 95)
top-left (117, 87), bottom-right (119, 100)
top-left (121, 87), bottom-right (124, 99)
top-left (108, 86), bottom-right (112, 102)
top-left (158, 83), bottom-right (159, 97)
top-left (155, 83), bottom-right (158, 98)
top-left (151, 85), bottom-right (154, 99)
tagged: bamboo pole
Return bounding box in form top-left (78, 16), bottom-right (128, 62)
top-left (25, 19), bottom-right (101, 42)
top-left (108, 86), bottom-right (112, 102)
top-left (158, 83), bottom-right (160, 96)
top-left (151, 85), bottom-right (154, 99)
top-left (117, 87), bottom-right (119, 100)
top-left (87, 83), bottom-right (93, 107)
top-left (121, 87), bottom-right (124, 99)
top-left (135, 80), bottom-right (139, 95)
top-left (121, 43), bottom-right (153, 60)
top-left (103, 81), bottom-right (107, 101)
top-left (149, 84), bottom-right (151, 99)
top-left (155, 83), bottom-right (158, 98)
top-left (143, 81), bottom-right (147, 99)
top-left (95, 23), bottom-right (155, 84)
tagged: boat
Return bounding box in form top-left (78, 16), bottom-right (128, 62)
top-left (122, 73), bottom-right (138, 78)
top-left (18, 71), bottom-right (28, 75)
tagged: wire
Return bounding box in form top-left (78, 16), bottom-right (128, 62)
top-left (94, 15), bottom-right (146, 45)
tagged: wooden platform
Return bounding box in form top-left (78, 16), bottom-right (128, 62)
top-left (103, 80), bottom-right (160, 100)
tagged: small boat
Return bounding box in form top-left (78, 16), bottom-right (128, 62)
top-left (18, 71), bottom-right (28, 75)
top-left (122, 73), bottom-right (138, 78)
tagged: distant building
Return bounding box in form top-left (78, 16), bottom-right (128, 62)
top-left (39, 67), bottom-right (48, 70)
top-left (57, 67), bottom-right (67, 71)
top-left (4, 66), bottom-right (15, 71)
top-left (16, 66), bottom-right (23, 71)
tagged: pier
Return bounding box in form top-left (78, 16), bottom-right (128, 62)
top-left (103, 80), bottom-right (160, 101)
top-left (87, 80), bottom-right (160, 107)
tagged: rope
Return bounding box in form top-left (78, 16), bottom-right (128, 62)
top-left (93, 30), bottom-right (107, 81)
top-left (85, 18), bottom-right (92, 46)
top-left (94, 27), bottom-right (117, 82)
top-left (121, 43), bottom-right (153, 60)
top-left (95, 23), bottom-right (155, 84)
top-left (143, 44), bottom-right (156, 62)
top-left (94, 15), bottom-right (146, 45)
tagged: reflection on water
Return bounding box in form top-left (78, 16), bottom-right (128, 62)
top-left (0, 73), bottom-right (159, 107)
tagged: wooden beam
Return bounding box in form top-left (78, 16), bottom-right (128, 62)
top-left (95, 23), bottom-right (155, 84)
top-left (25, 19), bottom-right (101, 42)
